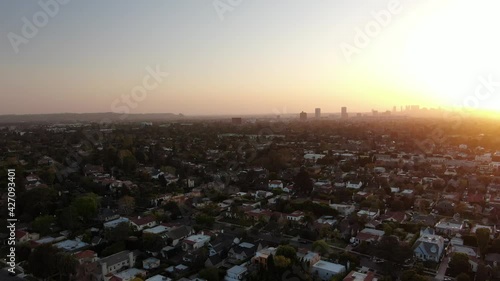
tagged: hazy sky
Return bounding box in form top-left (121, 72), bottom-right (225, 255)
top-left (2, 0), bottom-right (500, 115)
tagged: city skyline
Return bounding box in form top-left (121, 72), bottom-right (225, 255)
top-left (2, 1), bottom-right (500, 116)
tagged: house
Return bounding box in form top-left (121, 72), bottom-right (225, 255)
top-left (311, 261), bottom-right (346, 281)
top-left (129, 216), bottom-right (157, 231)
top-left (245, 209), bottom-right (274, 222)
top-left (97, 208), bottom-right (120, 222)
top-left (315, 216), bottom-right (338, 228)
top-left (143, 257), bottom-right (161, 270)
top-left (346, 181), bottom-right (363, 190)
top-left (287, 211), bottom-right (305, 222)
top-left (166, 225), bottom-right (193, 246)
top-left (182, 234), bottom-right (211, 252)
top-left (352, 228), bottom-right (384, 245)
top-left (297, 249), bottom-right (321, 269)
top-left (225, 265), bottom-right (248, 281)
top-left (99, 250), bottom-right (139, 277)
top-left (379, 211), bottom-right (407, 223)
top-left (54, 239), bottom-right (89, 253)
top-left (449, 244), bottom-right (479, 272)
top-left (329, 204), bottom-right (356, 216)
top-left (108, 268), bottom-right (146, 281)
top-left (74, 250), bottom-right (98, 264)
top-left (227, 241), bottom-right (262, 264)
top-left (143, 225), bottom-right (171, 239)
top-left (16, 229), bottom-right (39, 243)
top-left (343, 270), bottom-right (377, 281)
top-left (413, 234), bottom-right (445, 262)
top-left (471, 224), bottom-right (496, 238)
top-left (435, 218), bottom-right (464, 236)
top-left (268, 180), bottom-right (284, 190)
top-left (252, 247), bottom-right (277, 269)
top-left (357, 209), bottom-right (380, 220)
top-left (103, 217), bottom-right (130, 229)
top-left (146, 275), bottom-right (172, 281)
top-left (205, 254), bottom-right (223, 268)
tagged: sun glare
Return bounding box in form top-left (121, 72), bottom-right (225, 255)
top-left (402, 0), bottom-right (500, 111)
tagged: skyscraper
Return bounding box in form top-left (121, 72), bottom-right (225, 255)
top-left (315, 108), bottom-right (321, 119)
top-left (300, 111), bottom-right (307, 121)
top-left (341, 107), bottom-right (348, 119)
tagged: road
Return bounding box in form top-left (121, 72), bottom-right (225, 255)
top-left (435, 256), bottom-right (450, 281)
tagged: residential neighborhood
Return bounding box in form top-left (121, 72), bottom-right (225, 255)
top-left (1, 117), bottom-right (500, 281)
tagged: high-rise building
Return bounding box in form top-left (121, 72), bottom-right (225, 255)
top-left (315, 108), bottom-right (321, 119)
top-left (341, 107), bottom-right (348, 119)
top-left (300, 111), bottom-right (307, 121)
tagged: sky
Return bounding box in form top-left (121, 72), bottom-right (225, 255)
top-left (2, 0), bottom-right (500, 116)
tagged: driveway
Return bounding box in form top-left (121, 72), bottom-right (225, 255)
top-left (435, 256), bottom-right (450, 280)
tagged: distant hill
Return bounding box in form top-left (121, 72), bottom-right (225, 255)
top-left (0, 112), bottom-right (184, 124)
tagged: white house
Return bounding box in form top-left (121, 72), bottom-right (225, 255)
top-left (182, 234), bottom-right (211, 252)
top-left (413, 234), bottom-right (445, 263)
top-left (129, 216), bottom-right (157, 231)
top-left (268, 180), bottom-right (284, 190)
top-left (304, 154), bottom-right (326, 162)
top-left (287, 211), bottom-right (305, 222)
top-left (311, 261), bottom-right (346, 281)
top-left (103, 217), bottom-right (130, 229)
top-left (99, 250), bottom-right (138, 278)
top-left (435, 218), bottom-right (464, 236)
top-left (108, 268), bottom-right (146, 281)
top-left (357, 209), bottom-right (380, 220)
top-left (346, 181), bottom-right (363, 189)
top-left (329, 204), bottom-right (356, 216)
top-left (225, 265), bottom-right (248, 281)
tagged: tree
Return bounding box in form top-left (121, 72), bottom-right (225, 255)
top-left (475, 263), bottom-right (489, 281)
top-left (101, 241), bottom-right (126, 257)
top-left (293, 168), bottom-right (313, 196)
top-left (118, 195), bottom-right (136, 215)
top-left (142, 233), bottom-right (164, 253)
top-left (476, 228), bottom-right (491, 256)
top-left (273, 255), bottom-right (292, 268)
top-left (27, 244), bottom-right (59, 280)
top-left (401, 270), bottom-right (427, 281)
top-left (276, 245), bottom-right (297, 261)
top-left (17, 243), bottom-right (32, 262)
top-left (312, 240), bottom-right (330, 256)
top-left (449, 253), bottom-right (471, 277)
top-left (72, 193), bottom-right (99, 221)
top-left (456, 273), bottom-right (471, 281)
top-left (32, 215), bottom-right (55, 236)
top-left (57, 205), bottom-right (82, 231)
top-left (105, 222), bottom-right (133, 242)
top-left (199, 267), bottom-right (219, 281)
top-left (55, 252), bottom-right (78, 281)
